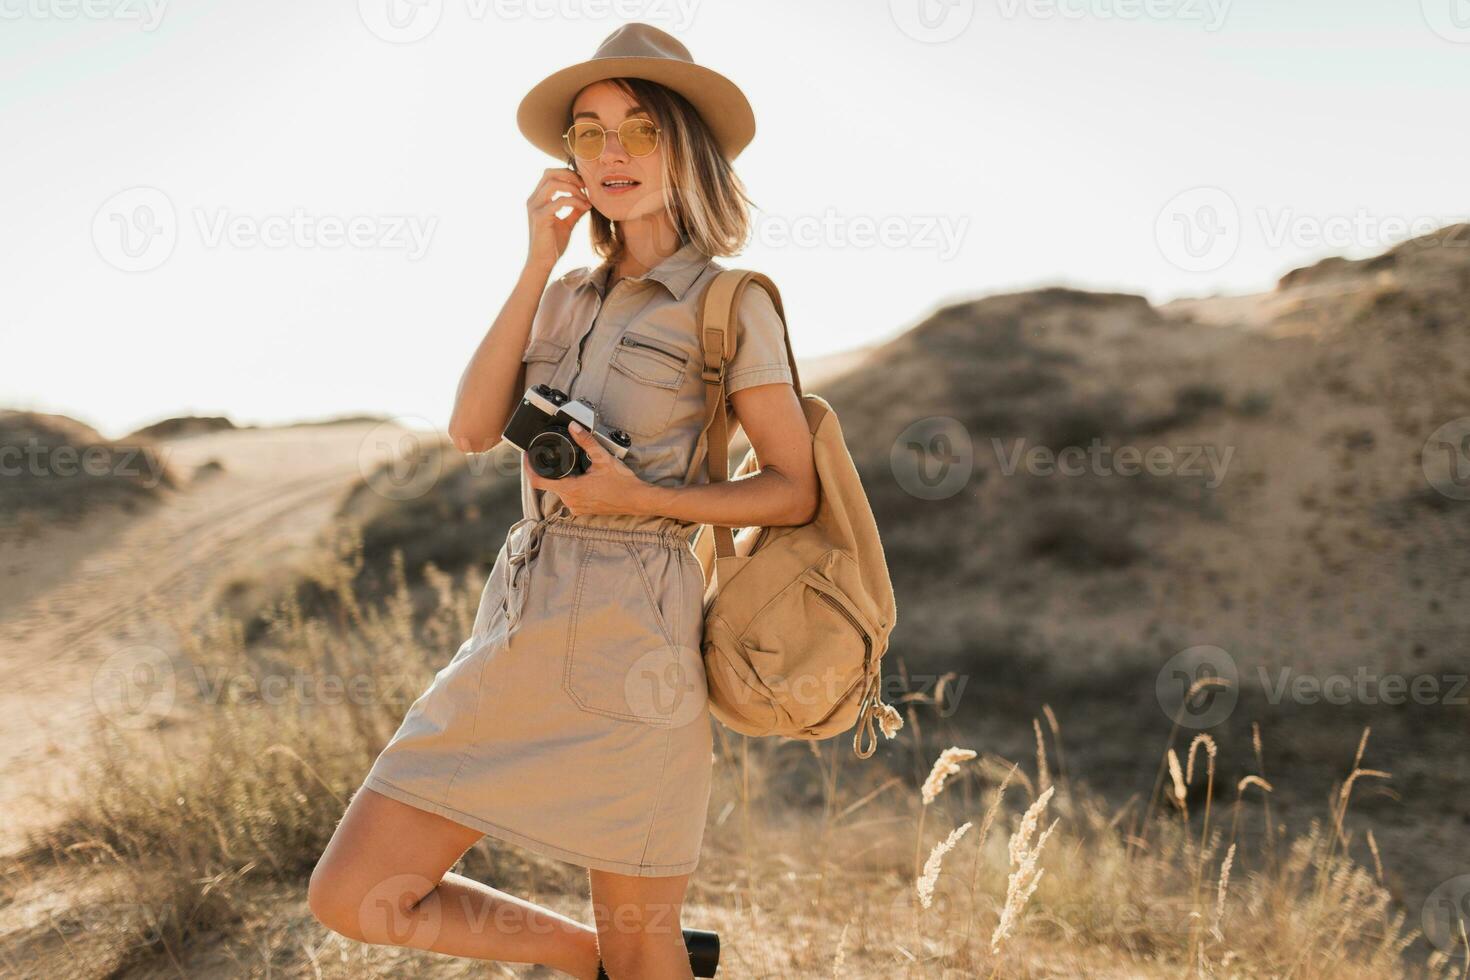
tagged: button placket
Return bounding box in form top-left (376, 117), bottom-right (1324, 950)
top-left (550, 293), bottom-right (599, 396)
top-left (567, 284), bottom-right (635, 424)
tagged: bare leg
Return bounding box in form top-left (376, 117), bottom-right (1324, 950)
top-left (589, 867), bottom-right (695, 980)
top-left (308, 787), bottom-right (601, 978)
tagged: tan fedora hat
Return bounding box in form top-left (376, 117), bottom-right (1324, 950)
top-left (516, 22), bottom-right (755, 162)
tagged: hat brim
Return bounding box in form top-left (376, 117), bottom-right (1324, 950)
top-left (517, 56), bottom-right (755, 163)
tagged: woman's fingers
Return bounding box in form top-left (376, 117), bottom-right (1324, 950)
top-left (529, 168), bottom-right (590, 207)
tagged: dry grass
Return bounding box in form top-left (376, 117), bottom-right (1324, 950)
top-left (6, 525), bottom-right (1466, 979)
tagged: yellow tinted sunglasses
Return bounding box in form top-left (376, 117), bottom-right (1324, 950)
top-left (562, 118), bottom-right (661, 161)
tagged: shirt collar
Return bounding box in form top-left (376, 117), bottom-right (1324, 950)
top-left (559, 238), bottom-right (713, 302)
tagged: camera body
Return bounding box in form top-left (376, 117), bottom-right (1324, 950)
top-left (501, 383), bottom-right (632, 479)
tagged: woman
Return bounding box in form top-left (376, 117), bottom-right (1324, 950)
top-left (307, 23), bottom-right (817, 980)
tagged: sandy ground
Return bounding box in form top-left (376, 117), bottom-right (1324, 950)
top-left (0, 420), bottom-right (405, 855)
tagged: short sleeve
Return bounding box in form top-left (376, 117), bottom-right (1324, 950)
top-left (724, 285), bottom-right (794, 396)
top-left (530, 274), bottom-right (578, 343)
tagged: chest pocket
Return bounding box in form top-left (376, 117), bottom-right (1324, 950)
top-left (597, 330), bottom-right (690, 439)
top-left (520, 337), bottom-right (568, 392)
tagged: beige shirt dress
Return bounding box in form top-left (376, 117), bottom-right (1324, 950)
top-left (363, 238), bottom-right (796, 877)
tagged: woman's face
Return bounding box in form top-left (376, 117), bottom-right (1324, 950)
top-left (568, 80), bottom-right (666, 224)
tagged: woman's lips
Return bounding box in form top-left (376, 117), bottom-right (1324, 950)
top-left (601, 178), bottom-right (641, 195)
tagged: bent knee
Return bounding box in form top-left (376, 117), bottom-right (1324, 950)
top-left (308, 858), bottom-right (442, 947)
top-left (307, 860), bottom-right (369, 942)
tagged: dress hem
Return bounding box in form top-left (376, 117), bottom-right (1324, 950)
top-left (361, 774), bottom-right (701, 878)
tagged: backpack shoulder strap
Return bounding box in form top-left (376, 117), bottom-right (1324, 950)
top-left (681, 269), bottom-right (801, 561)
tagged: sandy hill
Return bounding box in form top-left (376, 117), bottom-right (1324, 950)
top-left (819, 224), bottom-right (1470, 685)
top-left (0, 410), bottom-right (186, 539)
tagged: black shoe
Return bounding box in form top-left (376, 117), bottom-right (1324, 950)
top-left (684, 927), bottom-right (720, 977)
top-left (595, 927), bottom-right (720, 978)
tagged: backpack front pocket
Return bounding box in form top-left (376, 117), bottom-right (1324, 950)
top-left (597, 331), bottom-right (689, 438)
top-left (735, 555), bottom-right (876, 734)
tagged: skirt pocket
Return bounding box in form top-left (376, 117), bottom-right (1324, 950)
top-left (563, 538), bottom-right (688, 726)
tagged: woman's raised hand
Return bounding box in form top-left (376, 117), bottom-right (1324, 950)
top-left (526, 167), bottom-right (592, 272)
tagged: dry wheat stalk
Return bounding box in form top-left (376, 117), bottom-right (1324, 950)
top-left (991, 785), bottom-right (1059, 954)
top-left (922, 746), bottom-right (977, 806)
top-left (1033, 718), bottom-right (1051, 796)
top-left (831, 917), bottom-right (851, 978)
top-left (918, 820), bottom-right (973, 909)
top-left (1167, 749), bottom-right (1187, 812)
top-left (1237, 775), bottom-right (1273, 795)
top-left (1365, 828), bottom-right (1383, 884)
top-left (1185, 733), bottom-right (1217, 786)
top-left (1211, 842), bottom-right (1235, 939)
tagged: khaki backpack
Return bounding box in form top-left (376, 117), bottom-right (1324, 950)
top-left (682, 269), bottom-right (903, 758)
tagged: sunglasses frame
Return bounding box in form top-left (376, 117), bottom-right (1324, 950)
top-left (561, 117), bottom-right (662, 161)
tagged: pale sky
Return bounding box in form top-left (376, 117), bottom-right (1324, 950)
top-left (3, 0), bottom-right (1466, 438)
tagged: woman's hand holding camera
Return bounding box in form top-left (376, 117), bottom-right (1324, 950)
top-left (524, 420), bottom-right (648, 517)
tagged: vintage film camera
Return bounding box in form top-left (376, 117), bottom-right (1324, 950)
top-left (501, 383), bottom-right (632, 479)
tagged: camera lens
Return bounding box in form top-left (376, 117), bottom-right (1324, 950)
top-left (527, 430), bottom-right (577, 479)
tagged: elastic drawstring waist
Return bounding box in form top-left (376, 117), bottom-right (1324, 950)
top-left (541, 520), bottom-right (693, 549)
top-left (499, 516), bottom-right (695, 633)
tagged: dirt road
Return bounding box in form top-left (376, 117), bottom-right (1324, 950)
top-left (0, 420), bottom-right (407, 854)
